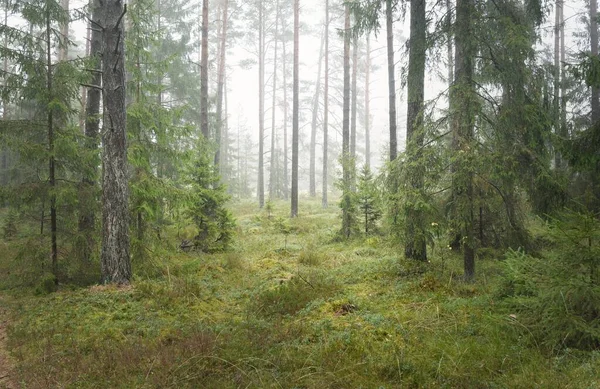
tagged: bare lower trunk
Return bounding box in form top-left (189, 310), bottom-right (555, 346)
top-left (59, 0), bottom-right (69, 61)
top-left (258, 0), bottom-right (265, 208)
top-left (215, 0), bottom-right (229, 167)
top-left (591, 0), bottom-right (599, 123)
top-left (46, 7), bottom-right (58, 282)
top-left (101, 0), bottom-right (131, 284)
top-left (269, 0), bottom-right (280, 200)
top-left (365, 34), bottom-right (370, 169)
top-left (200, 0), bottom-right (209, 139)
top-left (291, 0), bottom-right (299, 218)
top-left (351, 38), bottom-right (358, 161)
top-left (309, 29), bottom-right (324, 197)
top-left (282, 15), bottom-right (289, 200)
top-left (322, 0), bottom-right (329, 208)
top-left (386, 0), bottom-right (397, 162)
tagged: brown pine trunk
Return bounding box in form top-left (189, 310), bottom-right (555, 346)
top-left (269, 0), bottom-right (280, 200)
top-left (291, 0), bottom-right (299, 218)
top-left (200, 0), bottom-right (209, 139)
top-left (309, 27), bottom-right (324, 198)
top-left (322, 0), bottom-right (329, 208)
top-left (404, 0), bottom-right (427, 262)
top-left (386, 0), bottom-right (397, 162)
top-left (258, 0), bottom-right (265, 208)
top-left (215, 0), bottom-right (229, 167)
top-left (101, 0), bottom-right (131, 284)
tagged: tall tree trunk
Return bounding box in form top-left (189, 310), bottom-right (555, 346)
top-left (592, 0), bottom-right (599, 123)
top-left (404, 0), bottom-right (427, 261)
top-left (269, 0), bottom-right (280, 200)
top-left (386, 0), bottom-right (397, 162)
top-left (215, 0), bottom-right (229, 167)
top-left (553, 0), bottom-right (561, 168)
top-left (560, 1), bottom-right (566, 140)
top-left (78, 0), bottom-right (102, 262)
top-left (101, 0), bottom-right (131, 284)
top-left (258, 0), bottom-right (265, 208)
top-left (2, 0), bottom-right (9, 188)
top-left (365, 34), bottom-right (370, 169)
top-left (291, 0), bottom-right (299, 217)
top-left (351, 38), bottom-right (358, 161)
top-left (451, 0), bottom-right (476, 281)
top-left (446, 0), bottom-right (453, 87)
top-left (341, 3), bottom-right (351, 236)
top-left (309, 28), bottom-right (324, 198)
top-left (322, 0), bottom-right (329, 208)
top-left (282, 15), bottom-right (289, 200)
top-left (200, 0), bottom-right (209, 139)
top-left (59, 0), bottom-right (69, 61)
top-left (46, 5), bottom-right (58, 283)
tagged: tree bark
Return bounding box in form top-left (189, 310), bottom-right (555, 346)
top-left (269, 0), bottom-right (280, 200)
top-left (46, 5), bottom-right (58, 283)
top-left (405, 0), bottom-right (427, 261)
top-left (451, 0), bottom-right (475, 281)
top-left (281, 14), bottom-right (289, 200)
top-left (446, 0), bottom-right (453, 87)
top-left (341, 3), bottom-right (351, 237)
top-left (215, 0), bottom-right (229, 167)
top-left (386, 0), bottom-right (397, 162)
top-left (309, 27), bottom-right (324, 198)
top-left (351, 38), bottom-right (358, 162)
top-left (101, 0), bottom-right (131, 284)
top-left (322, 0), bottom-right (329, 208)
top-left (200, 0), bottom-right (209, 139)
top-left (258, 0), bottom-right (265, 208)
top-left (553, 0), bottom-right (561, 168)
top-left (59, 0), bottom-right (69, 61)
top-left (291, 0), bottom-right (299, 217)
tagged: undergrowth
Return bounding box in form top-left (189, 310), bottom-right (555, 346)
top-left (1, 198), bottom-right (599, 388)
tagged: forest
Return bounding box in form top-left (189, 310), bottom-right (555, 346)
top-left (0, 0), bottom-right (599, 387)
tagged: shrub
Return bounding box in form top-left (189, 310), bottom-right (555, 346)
top-left (500, 210), bottom-right (600, 351)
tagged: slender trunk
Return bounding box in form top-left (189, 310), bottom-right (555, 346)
top-left (365, 34), bottom-right (370, 169)
top-left (282, 15), bottom-right (289, 200)
top-left (451, 0), bottom-right (475, 281)
top-left (553, 0), bottom-right (561, 168)
top-left (351, 38), bottom-right (358, 161)
top-left (269, 0), bottom-right (280, 200)
top-left (322, 0), bottom-right (329, 208)
top-left (2, 0), bottom-right (8, 187)
top-left (560, 1), bottom-right (566, 140)
top-left (405, 0), bottom-right (427, 261)
top-left (59, 0), bottom-right (69, 61)
top-left (592, 0), bottom-right (599, 123)
top-left (215, 0), bottom-right (229, 167)
top-left (101, 0), bottom-right (131, 284)
top-left (258, 0), bottom-right (265, 208)
top-left (291, 0), bottom-right (299, 217)
top-left (446, 0), bottom-right (453, 87)
top-left (200, 0), bottom-right (209, 139)
top-left (78, 0), bottom-right (102, 262)
top-left (310, 27), bottom-right (325, 197)
top-left (386, 0), bottom-right (397, 162)
top-left (341, 4), bottom-right (351, 236)
top-left (46, 5), bottom-right (58, 283)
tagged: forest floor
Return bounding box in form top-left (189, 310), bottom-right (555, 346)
top-left (0, 302), bottom-right (15, 389)
top-left (0, 198), bottom-right (598, 388)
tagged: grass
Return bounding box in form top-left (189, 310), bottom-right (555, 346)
top-left (0, 197), bottom-right (599, 388)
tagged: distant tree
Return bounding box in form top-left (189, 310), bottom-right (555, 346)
top-left (269, 0), bottom-right (280, 200)
top-left (309, 26), bottom-right (325, 198)
top-left (322, 0), bottom-right (330, 208)
top-left (365, 34), bottom-right (371, 169)
top-left (215, 0), bottom-right (230, 167)
top-left (291, 0), bottom-right (299, 217)
top-left (258, 0), bottom-right (265, 208)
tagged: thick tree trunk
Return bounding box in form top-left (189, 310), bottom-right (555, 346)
top-left (200, 0), bottom-right (209, 139)
top-left (405, 0), bottom-right (427, 261)
top-left (309, 28), bottom-right (324, 198)
top-left (78, 0), bottom-right (102, 262)
top-left (269, 0), bottom-right (280, 200)
top-left (258, 0), bottom-right (265, 208)
top-left (592, 0), bottom-right (599, 123)
top-left (386, 0), bottom-right (397, 162)
top-left (46, 6), bottom-right (58, 282)
top-left (322, 0), bottom-right (329, 208)
top-left (59, 0), bottom-right (69, 61)
top-left (291, 0), bottom-right (299, 217)
top-left (451, 0), bottom-right (475, 281)
top-left (215, 0), bottom-right (229, 167)
top-left (365, 34), bottom-right (370, 169)
top-left (101, 0), bottom-right (131, 284)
